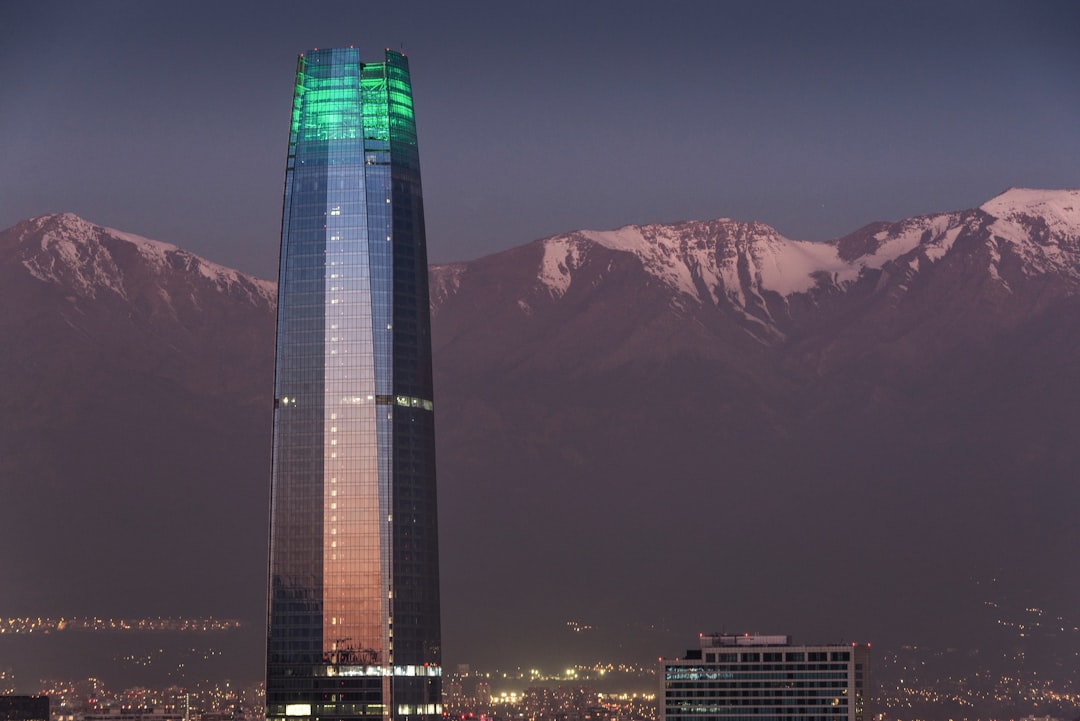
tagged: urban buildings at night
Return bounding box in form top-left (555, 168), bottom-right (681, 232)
top-left (266, 47), bottom-right (441, 721)
top-left (661, 634), bottom-right (870, 721)
top-left (0, 696), bottom-right (49, 721)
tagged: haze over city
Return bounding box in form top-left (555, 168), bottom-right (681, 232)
top-left (2, 3), bottom-right (1080, 721)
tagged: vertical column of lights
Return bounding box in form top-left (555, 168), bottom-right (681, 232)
top-left (360, 58), bottom-right (395, 710)
top-left (385, 55), bottom-right (407, 716)
top-left (305, 49), bottom-right (380, 675)
top-left (320, 52), bottom-right (346, 668)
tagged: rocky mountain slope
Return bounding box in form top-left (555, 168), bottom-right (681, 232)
top-left (429, 188), bottom-right (1080, 664)
top-left (2, 191), bottom-right (1078, 688)
top-left (0, 213), bottom-right (275, 635)
top-left (433, 187), bottom-right (1080, 346)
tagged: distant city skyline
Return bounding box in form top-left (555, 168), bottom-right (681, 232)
top-left (2, 1), bottom-right (1078, 279)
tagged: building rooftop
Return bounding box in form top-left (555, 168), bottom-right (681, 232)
top-left (698, 633), bottom-right (791, 648)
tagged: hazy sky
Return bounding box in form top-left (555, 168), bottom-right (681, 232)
top-left (2, 0), bottom-right (1078, 279)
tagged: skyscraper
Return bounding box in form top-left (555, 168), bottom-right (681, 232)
top-left (266, 48), bottom-right (441, 721)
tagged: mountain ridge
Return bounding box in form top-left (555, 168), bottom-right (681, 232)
top-left (14, 186), bottom-right (1077, 321)
top-left (432, 187), bottom-right (1080, 343)
top-left (1, 191), bottom-right (1078, 696)
top-left (4, 211), bottom-right (275, 306)
top-left (430, 188), bottom-right (1080, 381)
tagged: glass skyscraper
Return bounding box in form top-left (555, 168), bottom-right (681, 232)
top-left (266, 48), bottom-right (440, 721)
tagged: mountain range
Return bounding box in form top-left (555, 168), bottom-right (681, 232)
top-left (1, 190), bottom-right (1078, 694)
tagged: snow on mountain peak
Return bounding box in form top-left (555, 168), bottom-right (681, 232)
top-left (533, 189), bottom-right (1080, 316)
top-left (544, 220), bottom-right (807, 305)
top-left (19, 213), bottom-right (129, 299)
top-left (981, 187), bottom-right (1080, 219)
top-left (980, 188), bottom-right (1080, 236)
top-left (540, 218), bottom-right (869, 308)
top-left (429, 262), bottom-right (468, 313)
top-left (16, 213), bottom-right (275, 306)
top-left (539, 234), bottom-right (589, 297)
top-left (529, 193), bottom-right (1080, 337)
top-left (977, 188), bottom-right (1080, 279)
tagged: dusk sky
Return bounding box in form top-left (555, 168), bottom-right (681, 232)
top-left (2, 0), bottom-right (1078, 280)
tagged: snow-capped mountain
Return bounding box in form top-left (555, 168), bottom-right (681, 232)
top-left (0, 213), bottom-right (276, 653)
top-left (433, 188), bottom-right (1080, 343)
top-left (3, 193), bottom-right (1080, 694)
top-left (0, 212), bottom-right (276, 398)
top-left (434, 188), bottom-right (1075, 343)
top-left (427, 189), bottom-right (1080, 670)
top-left (429, 188), bottom-right (1080, 388)
top-left (4, 212), bottom-right (274, 308)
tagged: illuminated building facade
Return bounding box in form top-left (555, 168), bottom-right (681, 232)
top-left (266, 47), bottom-right (440, 721)
top-left (662, 634), bottom-right (870, 721)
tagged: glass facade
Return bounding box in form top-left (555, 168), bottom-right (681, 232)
top-left (662, 637), bottom-right (870, 721)
top-left (267, 48), bottom-right (440, 721)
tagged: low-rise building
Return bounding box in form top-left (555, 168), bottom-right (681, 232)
top-left (661, 634), bottom-right (870, 721)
